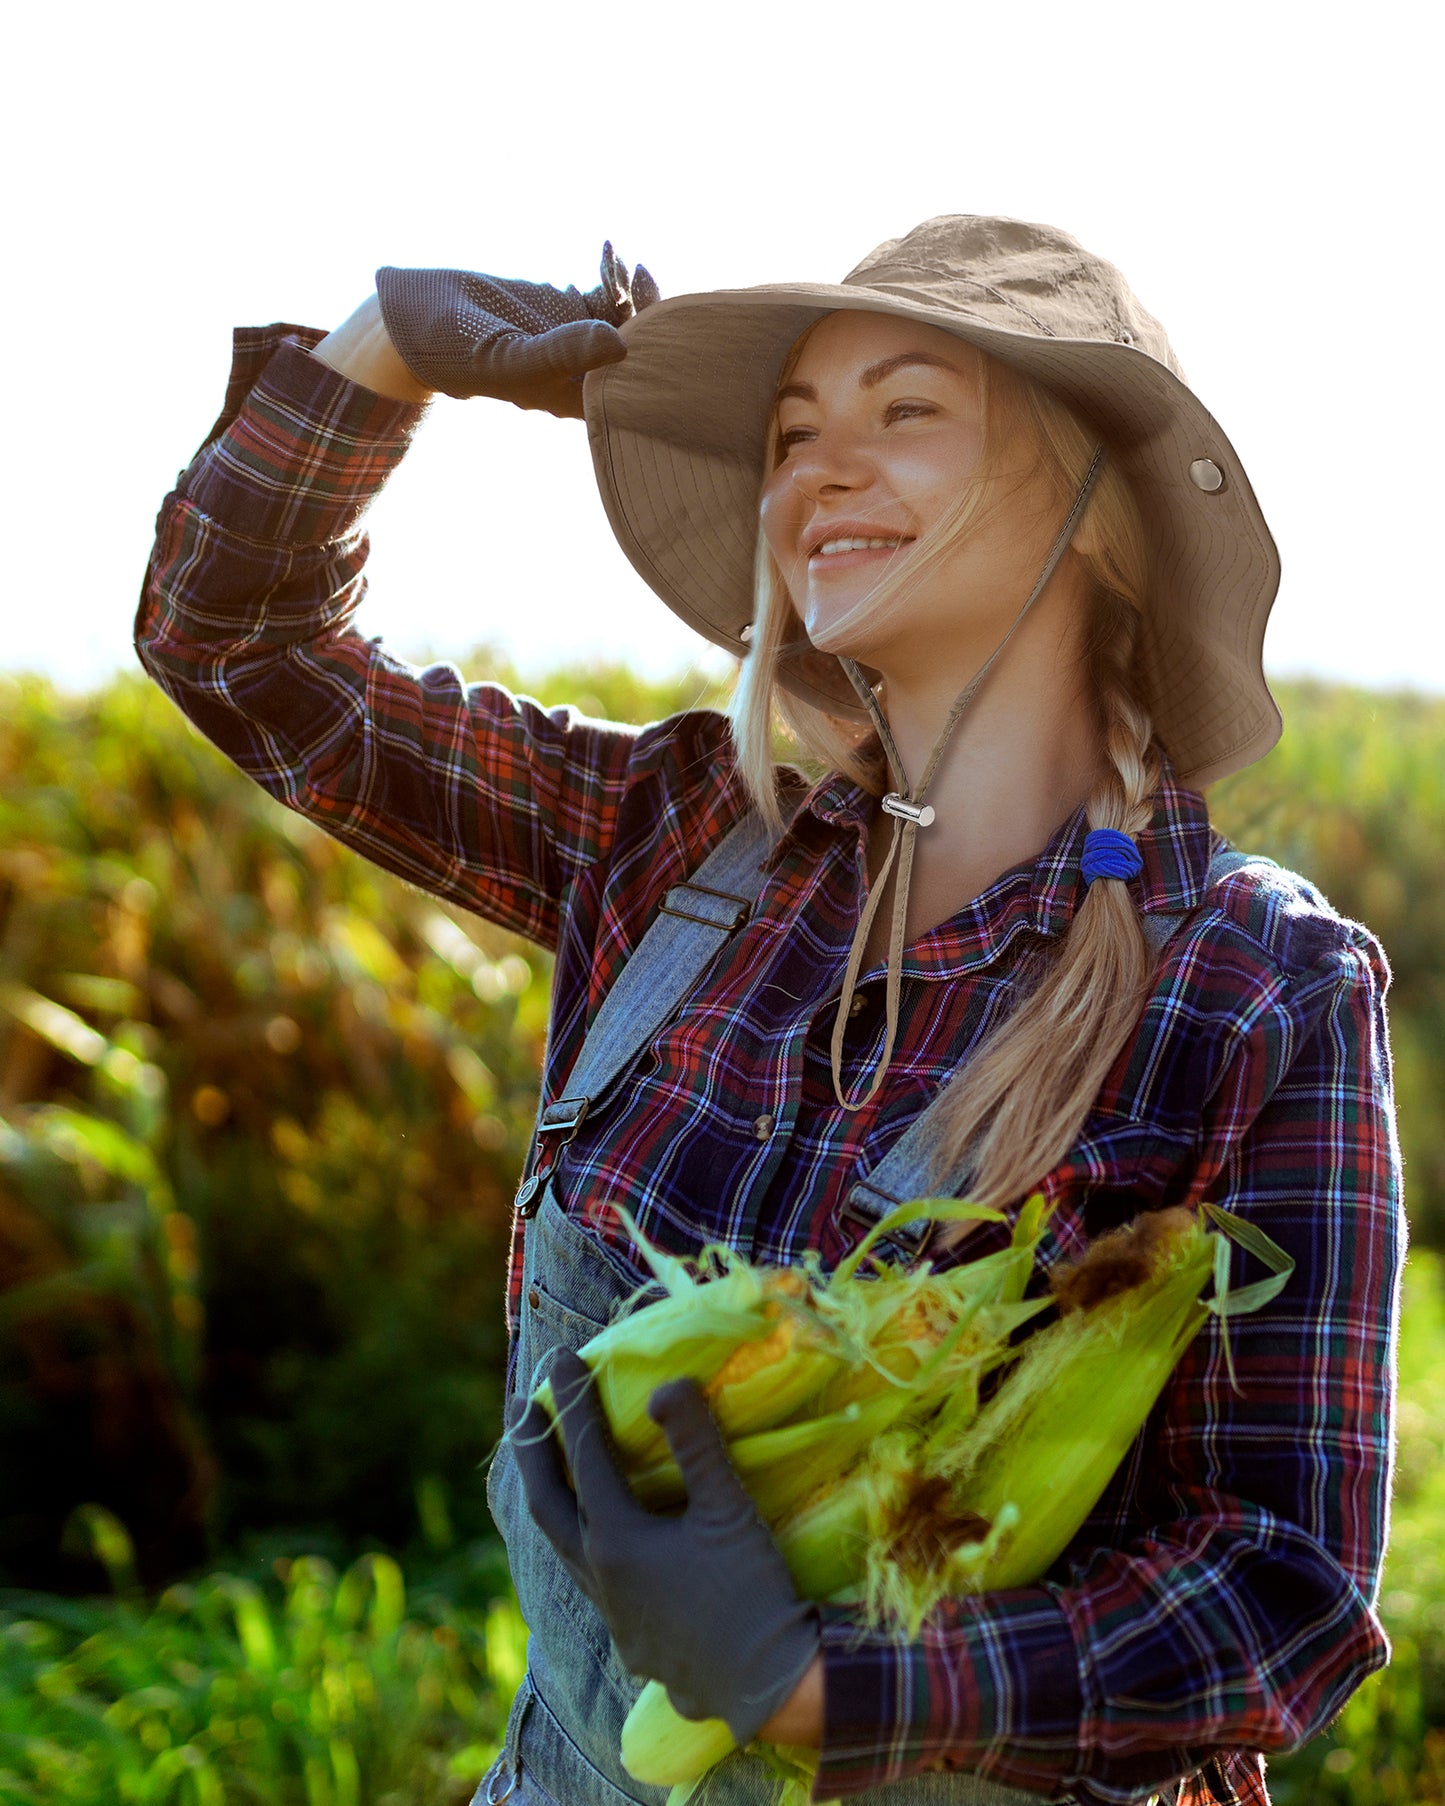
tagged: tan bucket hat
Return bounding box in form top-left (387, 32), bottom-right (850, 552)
top-left (583, 214), bottom-right (1282, 789)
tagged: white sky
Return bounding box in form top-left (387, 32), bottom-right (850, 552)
top-left (5, 0), bottom-right (1441, 699)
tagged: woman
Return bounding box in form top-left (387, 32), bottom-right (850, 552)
top-left (136, 217), bottom-right (1402, 1806)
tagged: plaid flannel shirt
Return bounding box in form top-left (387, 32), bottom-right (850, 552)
top-left (135, 326), bottom-right (1404, 1806)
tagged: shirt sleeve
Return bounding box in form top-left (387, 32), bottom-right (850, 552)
top-left (812, 915), bottom-right (1403, 1806)
top-left (134, 326), bottom-right (737, 950)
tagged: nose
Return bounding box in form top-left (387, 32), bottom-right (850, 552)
top-left (783, 424), bottom-right (877, 502)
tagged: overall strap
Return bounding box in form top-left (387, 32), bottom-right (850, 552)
top-left (514, 810), bottom-right (775, 1217)
top-left (843, 844), bottom-right (1258, 1261)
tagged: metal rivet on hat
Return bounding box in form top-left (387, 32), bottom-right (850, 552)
top-left (1118, 327), bottom-right (1135, 345)
top-left (739, 623), bottom-right (753, 643)
top-left (1189, 458), bottom-right (1226, 493)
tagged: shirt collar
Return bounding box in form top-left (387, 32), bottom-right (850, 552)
top-left (767, 748), bottom-right (1215, 977)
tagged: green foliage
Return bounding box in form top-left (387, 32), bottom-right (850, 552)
top-left (0, 670), bottom-right (546, 1585)
top-left (1209, 682), bottom-right (1445, 1243)
top-left (0, 1507), bottom-right (526, 1805)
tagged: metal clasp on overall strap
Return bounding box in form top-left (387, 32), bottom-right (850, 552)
top-left (513, 1096), bottom-right (590, 1219)
top-left (838, 1182), bottom-right (936, 1262)
top-left (656, 880), bottom-right (753, 932)
top-left (484, 1759), bottom-right (518, 1804)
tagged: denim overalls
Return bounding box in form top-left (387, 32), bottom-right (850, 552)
top-left (471, 818), bottom-right (1237, 1806)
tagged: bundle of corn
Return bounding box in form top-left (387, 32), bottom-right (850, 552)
top-left (530, 1197), bottom-right (1051, 1519)
top-left (603, 1202), bottom-right (1291, 1800)
top-left (519, 1196), bottom-right (1050, 1796)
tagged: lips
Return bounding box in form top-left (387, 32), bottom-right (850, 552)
top-left (802, 521), bottom-right (915, 559)
top-left (806, 536), bottom-right (916, 576)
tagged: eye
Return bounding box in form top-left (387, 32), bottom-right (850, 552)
top-left (884, 401), bottom-right (937, 424)
top-left (777, 425), bottom-right (813, 455)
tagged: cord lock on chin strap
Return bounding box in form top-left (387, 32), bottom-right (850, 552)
top-left (880, 794), bottom-right (936, 827)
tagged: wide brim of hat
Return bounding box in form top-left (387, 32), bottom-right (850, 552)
top-left (584, 281), bottom-right (1282, 789)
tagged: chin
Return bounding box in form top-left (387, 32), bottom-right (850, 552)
top-left (803, 597), bottom-right (889, 663)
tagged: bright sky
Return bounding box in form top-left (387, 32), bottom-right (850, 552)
top-left (7, 0), bottom-right (1441, 702)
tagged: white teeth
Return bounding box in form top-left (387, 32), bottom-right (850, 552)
top-left (815, 536), bottom-right (908, 556)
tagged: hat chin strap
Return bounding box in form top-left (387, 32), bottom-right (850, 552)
top-left (829, 444), bottom-right (1108, 1113)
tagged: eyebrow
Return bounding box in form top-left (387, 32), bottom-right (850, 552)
top-left (775, 350), bottom-right (967, 406)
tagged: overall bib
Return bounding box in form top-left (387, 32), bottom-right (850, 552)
top-left (471, 818), bottom-right (1239, 1806)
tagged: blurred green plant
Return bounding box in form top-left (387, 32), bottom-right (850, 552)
top-left (0, 1505), bottom-right (524, 1805)
top-left (1209, 681), bottom-right (1445, 1244)
top-left (0, 668), bottom-right (548, 1585)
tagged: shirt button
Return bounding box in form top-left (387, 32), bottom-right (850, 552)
top-left (849, 992), bottom-right (868, 1017)
top-left (753, 1114), bottom-right (775, 1140)
top-left (527, 1283), bottom-right (542, 1310)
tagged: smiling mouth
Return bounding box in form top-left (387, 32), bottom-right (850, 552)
top-left (808, 535), bottom-right (915, 569)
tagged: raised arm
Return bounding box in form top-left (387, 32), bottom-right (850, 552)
top-left (134, 250), bottom-right (726, 952)
top-left (311, 292), bottom-right (434, 403)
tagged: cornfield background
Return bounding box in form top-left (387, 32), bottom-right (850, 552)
top-left (0, 661), bottom-right (1441, 1804)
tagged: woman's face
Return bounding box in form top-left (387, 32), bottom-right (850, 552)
top-left (759, 311), bottom-right (1053, 678)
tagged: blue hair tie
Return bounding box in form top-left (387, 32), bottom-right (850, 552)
top-left (1081, 827), bottom-right (1144, 885)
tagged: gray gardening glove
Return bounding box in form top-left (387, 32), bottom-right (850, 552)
top-left (375, 242), bottom-right (660, 416)
top-left (510, 1348), bottom-right (820, 1745)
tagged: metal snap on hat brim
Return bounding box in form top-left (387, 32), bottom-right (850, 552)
top-left (583, 230), bottom-right (1283, 792)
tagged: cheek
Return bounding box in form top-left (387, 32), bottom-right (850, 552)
top-left (758, 475), bottom-right (801, 569)
top-left (890, 436), bottom-right (984, 526)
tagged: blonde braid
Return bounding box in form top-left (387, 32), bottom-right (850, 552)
top-left (930, 593), bottom-right (1164, 1243)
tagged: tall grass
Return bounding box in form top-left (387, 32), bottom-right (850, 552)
top-left (0, 1511), bottom-right (525, 1806)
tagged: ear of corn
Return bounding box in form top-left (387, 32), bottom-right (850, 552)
top-left (699, 1269), bottom-right (850, 1437)
top-left (526, 1196), bottom-right (1291, 1796)
top-left (773, 1437), bottom-right (911, 1602)
top-left (619, 1683), bottom-right (734, 1789)
top-left (533, 1231), bottom-right (850, 1472)
top-left (936, 1201), bottom-right (1294, 1598)
top-left (937, 1208), bottom-right (1216, 1595)
top-left (630, 1389), bottom-right (916, 1517)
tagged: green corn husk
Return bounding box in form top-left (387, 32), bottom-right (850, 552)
top-left (532, 1223), bottom-right (856, 1472)
top-left (936, 1202), bottom-right (1293, 1597)
top-left (773, 1434), bottom-right (911, 1602)
top-left (630, 1390), bottom-right (909, 1516)
top-left (806, 1194), bottom-right (1050, 1422)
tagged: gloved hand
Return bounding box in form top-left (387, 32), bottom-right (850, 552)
top-left (375, 242), bottom-right (660, 416)
top-left (510, 1348), bottom-right (820, 1746)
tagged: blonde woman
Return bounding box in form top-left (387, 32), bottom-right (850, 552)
top-left (137, 218), bottom-right (1402, 1806)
